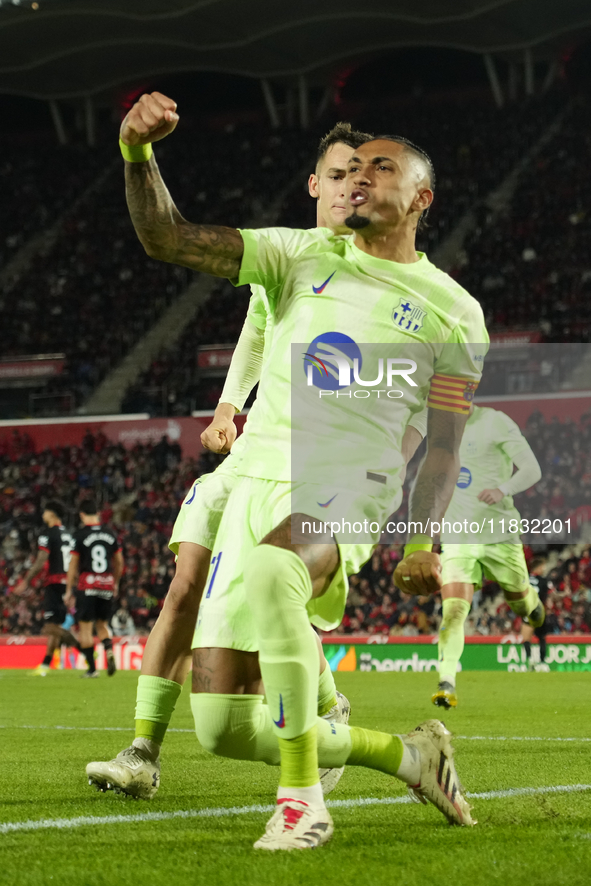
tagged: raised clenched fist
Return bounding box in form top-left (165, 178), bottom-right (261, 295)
top-left (120, 91), bottom-right (179, 147)
top-left (200, 403), bottom-right (238, 454)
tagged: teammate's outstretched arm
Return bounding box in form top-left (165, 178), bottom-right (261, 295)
top-left (395, 407), bottom-right (468, 595)
top-left (201, 312), bottom-right (265, 453)
top-left (121, 92), bottom-right (244, 278)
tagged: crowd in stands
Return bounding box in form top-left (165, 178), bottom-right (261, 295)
top-left (336, 542), bottom-right (591, 637)
top-left (1, 122), bottom-right (311, 417)
top-left (0, 137), bottom-right (106, 269)
top-left (2, 413), bottom-right (591, 638)
top-left (2, 87), bottom-right (584, 419)
top-left (517, 409), bottom-right (591, 536)
top-left (454, 98), bottom-right (591, 341)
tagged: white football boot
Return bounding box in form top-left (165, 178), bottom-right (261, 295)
top-left (404, 719), bottom-right (475, 826)
top-left (319, 690), bottom-right (351, 795)
top-left (254, 798), bottom-right (334, 851)
top-left (86, 738), bottom-right (160, 799)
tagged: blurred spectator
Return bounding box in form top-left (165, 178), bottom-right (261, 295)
top-left (111, 598), bottom-right (136, 637)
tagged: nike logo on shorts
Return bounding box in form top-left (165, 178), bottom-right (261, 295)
top-left (272, 694), bottom-right (286, 728)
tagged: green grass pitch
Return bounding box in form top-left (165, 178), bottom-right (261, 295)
top-left (0, 670), bottom-right (590, 886)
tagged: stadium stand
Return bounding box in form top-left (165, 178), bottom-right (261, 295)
top-left (0, 138), bottom-right (106, 268)
top-left (0, 122), bottom-right (311, 417)
top-left (453, 98), bottom-right (591, 340)
top-left (2, 88), bottom-right (585, 419)
top-left (2, 415), bottom-right (590, 638)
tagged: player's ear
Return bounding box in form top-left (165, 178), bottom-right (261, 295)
top-left (413, 186), bottom-right (433, 214)
top-left (308, 173), bottom-right (319, 199)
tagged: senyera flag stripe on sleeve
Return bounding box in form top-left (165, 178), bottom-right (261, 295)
top-left (427, 374), bottom-right (479, 414)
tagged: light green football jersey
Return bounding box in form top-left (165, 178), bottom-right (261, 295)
top-left (246, 284), bottom-right (268, 331)
top-left (442, 406), bottom-right (532, 543)
top-left (234, 226), bottom-right (489, 495)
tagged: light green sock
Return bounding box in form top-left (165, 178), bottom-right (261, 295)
top-left (438, 598), bottom-right (471, 684)
top-left (191, 693), bottom-right (280, 763)
top-left (348, 727), bottom-right (404, 776)
top-left (189, 691), bottom-right (415, 782)
top-left (278, 726), bottom-right (319, 788)
top-left (317, 662), bottom-right (337, 717)
top-left (191, 692), bottom-right (352, 769)
top-left (135, 675), bottom-right (182, 745)
top-left (506, 584), bottom-right (539, 618)
top-left (244, 545), bottom-right (320, 784)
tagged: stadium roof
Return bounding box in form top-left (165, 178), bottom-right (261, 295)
top-left (0, 0), bottom-right (589, 100)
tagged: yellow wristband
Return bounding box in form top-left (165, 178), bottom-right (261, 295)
top-left (403, 540), bottom-right (433, 558)
top-left (119, 138), bottom-right (153, 163)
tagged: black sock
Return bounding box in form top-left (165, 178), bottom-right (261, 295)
top-left (103, 638), bottom-right (113, 653)
top-left (523, 641), bottom-right (531, 659)
top-left (81, 646), bottom-right (96, 672)
top-left (42, 654), bottom-right (52, 666)
top-left (539, 637), bottom-right (547, 662)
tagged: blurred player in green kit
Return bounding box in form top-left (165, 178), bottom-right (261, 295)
top-left (433, 403), bottom-right (543, 709)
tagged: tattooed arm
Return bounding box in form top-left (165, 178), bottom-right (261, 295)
top-left (409, 408), bottom-right (467, 533)
top-left (394, 408), bottom-right (468, 595)
top-left (121, 92), bottom-right (244, 278)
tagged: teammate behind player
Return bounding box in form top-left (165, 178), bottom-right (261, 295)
top-left (116, 92), bottom-right (486, 848)
top-left (15, 500), bottom-right (79, 676)
top-left (523, 556), bottom-right (552, 671)
top-left (65, 500), bottom-right (123, 678)
top-left (433, 405), bottom-right (543, 709)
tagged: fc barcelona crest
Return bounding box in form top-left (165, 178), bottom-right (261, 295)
top-left (463, 382), bottom-right (478, 402)
top-left (392, 298), bottom-right (427, 333)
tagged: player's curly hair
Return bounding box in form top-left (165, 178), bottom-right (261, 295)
top-left (316, 121), bottom-right (374, 168)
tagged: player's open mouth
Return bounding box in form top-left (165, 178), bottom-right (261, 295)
top-left (349, 189), bottom-right (368, 206)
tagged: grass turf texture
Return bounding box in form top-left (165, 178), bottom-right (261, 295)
top-left (0, 670), bottom-right (590, 886)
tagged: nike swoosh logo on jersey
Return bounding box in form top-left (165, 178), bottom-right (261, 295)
top-left (317, 494), bottom-right (338, 508)
top-left (185, 480), bottom-right (200, 505)
top-left (272, 694), bottom-right (286, 728)
top-left (312, 271), bottom-right (336, 294)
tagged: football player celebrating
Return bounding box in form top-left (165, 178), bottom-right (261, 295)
top-left (92, 92), bottom-right (484, 849)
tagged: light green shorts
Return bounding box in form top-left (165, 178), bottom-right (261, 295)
top-left (169, 449), bottom-right (240, 555)
top-left (440, 542), bottom-right (530, 594)
top-left (192, 476), bottom-right (393, 652)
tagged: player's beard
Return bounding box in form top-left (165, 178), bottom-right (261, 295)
top-left (344, 211), bottom-right (371, 229)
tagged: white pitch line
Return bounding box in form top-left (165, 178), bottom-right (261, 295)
top-left (0, 725), bottom-right (194, 734)
top-left (1, 784), bottom-right (590, 836)
top-left (1, 725), bottom-right (590, 742)
top-left (457, 735), bottom-right (591, 743)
